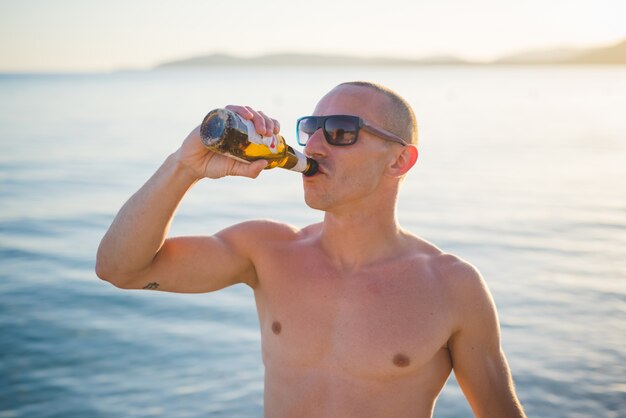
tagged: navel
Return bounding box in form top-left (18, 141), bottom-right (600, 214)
top-left (393, 353), bottom-right (411, 368)
top-left (272, 321), bottom-right (282, 335)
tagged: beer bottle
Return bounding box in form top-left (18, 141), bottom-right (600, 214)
top-left (200, 108), bottom-right (318, 176)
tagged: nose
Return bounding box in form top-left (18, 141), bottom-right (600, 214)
top-left (304, 128), bottom-right (328, 158)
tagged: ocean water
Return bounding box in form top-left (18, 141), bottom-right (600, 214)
top-left (0, 67), bottom-right (625, 417)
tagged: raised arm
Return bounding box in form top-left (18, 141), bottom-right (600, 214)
top-left (446, 259), bottom-right (527, 418)
top-left (95, 107), bottom-right (279, 292)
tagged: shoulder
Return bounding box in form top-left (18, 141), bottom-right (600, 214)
top-left (401, 233), bottom-right (486, 295)
top-left (428, 252), bottom-right (498, 336)
top-left (405, 236), bottom-right (495, 321)
top-left (403, 233), bottom-right (483, 286)
top-left (223, 218), bottom-right (301, 235)
top-left (431, 252), bottom-right (485, 290)
top-left (432, 253), bottom-right (492, 305)
top-left (401, 232), bottom-right (484, 284)
top-left (215, 219), bottom-right (314, 252)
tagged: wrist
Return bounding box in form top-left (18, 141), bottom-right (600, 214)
top-left (167, 151), bottom-right (203, 185)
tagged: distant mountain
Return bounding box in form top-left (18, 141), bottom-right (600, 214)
top-left (494, 48), bottom-right (585, 64)
top-left (496, 38), bottom-right (626, 65)
top-left (565, 38), bottom-right (626, 64)
top-left (156, 52), bottom-right (467, 68)
top-left (155, 38), bottom-right (626, 68)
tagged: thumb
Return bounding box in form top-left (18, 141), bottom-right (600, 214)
top-left (244, 160), bottom-right (268, 178)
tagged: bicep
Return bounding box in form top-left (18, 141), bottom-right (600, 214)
top-left (448, 264), bottom-right (524, 417)
top-left (127, 232), bottom-right (257, 293)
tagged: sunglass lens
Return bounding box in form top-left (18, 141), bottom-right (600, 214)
top-left (298, 117), bottom-right (318, 145)
top-left (325, 117), bottom-right (357, 145)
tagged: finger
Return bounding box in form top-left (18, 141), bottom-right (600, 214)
top-left (240, 159), bottom-right (268, 179)
top-left (243, 106), bottom-right (268, 136)
top-left (272, 119), bottom-right (280, 134)
top-left (251, 159), bottom-right (268, 177)
top-left (225, 104), bottom-right (254, 120)
top-left (258, 111), bottom-right (275, 136)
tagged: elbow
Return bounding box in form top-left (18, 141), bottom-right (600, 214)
top-left (95, 261), bottom-right (120, 288)
top-left (95, 242), bottom-right (149, 289)
top-left (95, 249), bottom-right (112, 281)
top-left (95, 255), bottom-right (132, 289)
top-left (95, 259), bottom-right (112, 283)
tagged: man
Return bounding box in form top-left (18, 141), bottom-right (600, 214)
top-left (96, 81), bottom-right (526, 417)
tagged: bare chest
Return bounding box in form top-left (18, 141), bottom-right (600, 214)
top-left (253, 249), bottom-right (453, 381)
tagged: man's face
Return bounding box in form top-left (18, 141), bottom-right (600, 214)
top-left (302, 85), bottom-right (397, 213)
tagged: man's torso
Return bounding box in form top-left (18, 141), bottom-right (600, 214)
top-left (246, 222), bottom-right (458, 417)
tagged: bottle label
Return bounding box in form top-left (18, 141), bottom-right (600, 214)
top-left (291, 148), bottom-right (308, 172)
top-left (240, 117), bottom-right (279, 154)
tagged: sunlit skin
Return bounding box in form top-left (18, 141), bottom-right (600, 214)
top-left (96, 84), bottom-right (526, 417)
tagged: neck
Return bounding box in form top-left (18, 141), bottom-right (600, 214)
top-left (318, 191), bottom-right (405, 272)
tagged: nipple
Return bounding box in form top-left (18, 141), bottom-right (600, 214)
top-left (272, 321), bottom-right (282, 335)
top-left (393, 353), bottom-right (411, 367)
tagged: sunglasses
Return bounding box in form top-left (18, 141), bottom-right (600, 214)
top-left (296, 115), bottom-right (408, 147)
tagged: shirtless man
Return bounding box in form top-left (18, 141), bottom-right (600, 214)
top-left (96, 81), bottom-right (526, 417)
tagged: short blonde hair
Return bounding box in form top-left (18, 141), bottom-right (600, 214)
top-left (337, 81), bottom-right (418, 146)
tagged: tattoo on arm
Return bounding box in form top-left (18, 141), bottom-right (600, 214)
top-left (143, 282), bottom-right (159, 290)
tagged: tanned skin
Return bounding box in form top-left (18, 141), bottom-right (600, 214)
top-left (97, 85), bottom-right (526, 417)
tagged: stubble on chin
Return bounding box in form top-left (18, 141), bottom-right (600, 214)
top-left (303, 186), bottom-right (333, 212)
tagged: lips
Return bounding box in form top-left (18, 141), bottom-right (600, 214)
top-left (303, 157), bottom-right (325, 176)
top-left (311, 163), bottom-right (327, 176)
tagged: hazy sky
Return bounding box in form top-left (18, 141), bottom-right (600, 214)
top-left (1, 0), bottom-right (624, 72)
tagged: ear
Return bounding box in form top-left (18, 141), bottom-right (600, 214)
top-left (388, 145), bottom-right (418, 177)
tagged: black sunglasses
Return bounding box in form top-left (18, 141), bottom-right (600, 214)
top-left (296, 115), bottom-right (408, 147)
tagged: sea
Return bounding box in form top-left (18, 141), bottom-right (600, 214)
top-left (0, 66), bottom-right (625, 417)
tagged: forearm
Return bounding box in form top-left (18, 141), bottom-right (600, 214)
top-left (96, 113), bottom-right (271, 288)
top-left (96, 152), bottom-right (198, 284)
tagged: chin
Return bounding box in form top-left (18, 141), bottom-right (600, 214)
top-left (303, 189), bottom-right (331, 211)
top-left (303, 194), bottom-right (324, 211)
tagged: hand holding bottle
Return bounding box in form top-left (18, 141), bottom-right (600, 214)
top-left (174, 105), bottom-right (278, 180)
top-left (225, 105), bottom-right (281, 138)
top-left (199, 107), bottom-right (317, 176)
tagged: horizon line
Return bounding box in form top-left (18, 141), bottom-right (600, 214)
top-left (2, 36), bottom-right (624, 74)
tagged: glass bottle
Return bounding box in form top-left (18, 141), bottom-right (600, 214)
top-left (200, 108), bottom-right (318, 176)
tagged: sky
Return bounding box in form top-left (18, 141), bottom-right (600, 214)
top-left (0, 0), bottom-right (624, 72)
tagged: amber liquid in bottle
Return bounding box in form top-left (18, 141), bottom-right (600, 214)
top-left (199, 108), bottom-right (318, 176)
